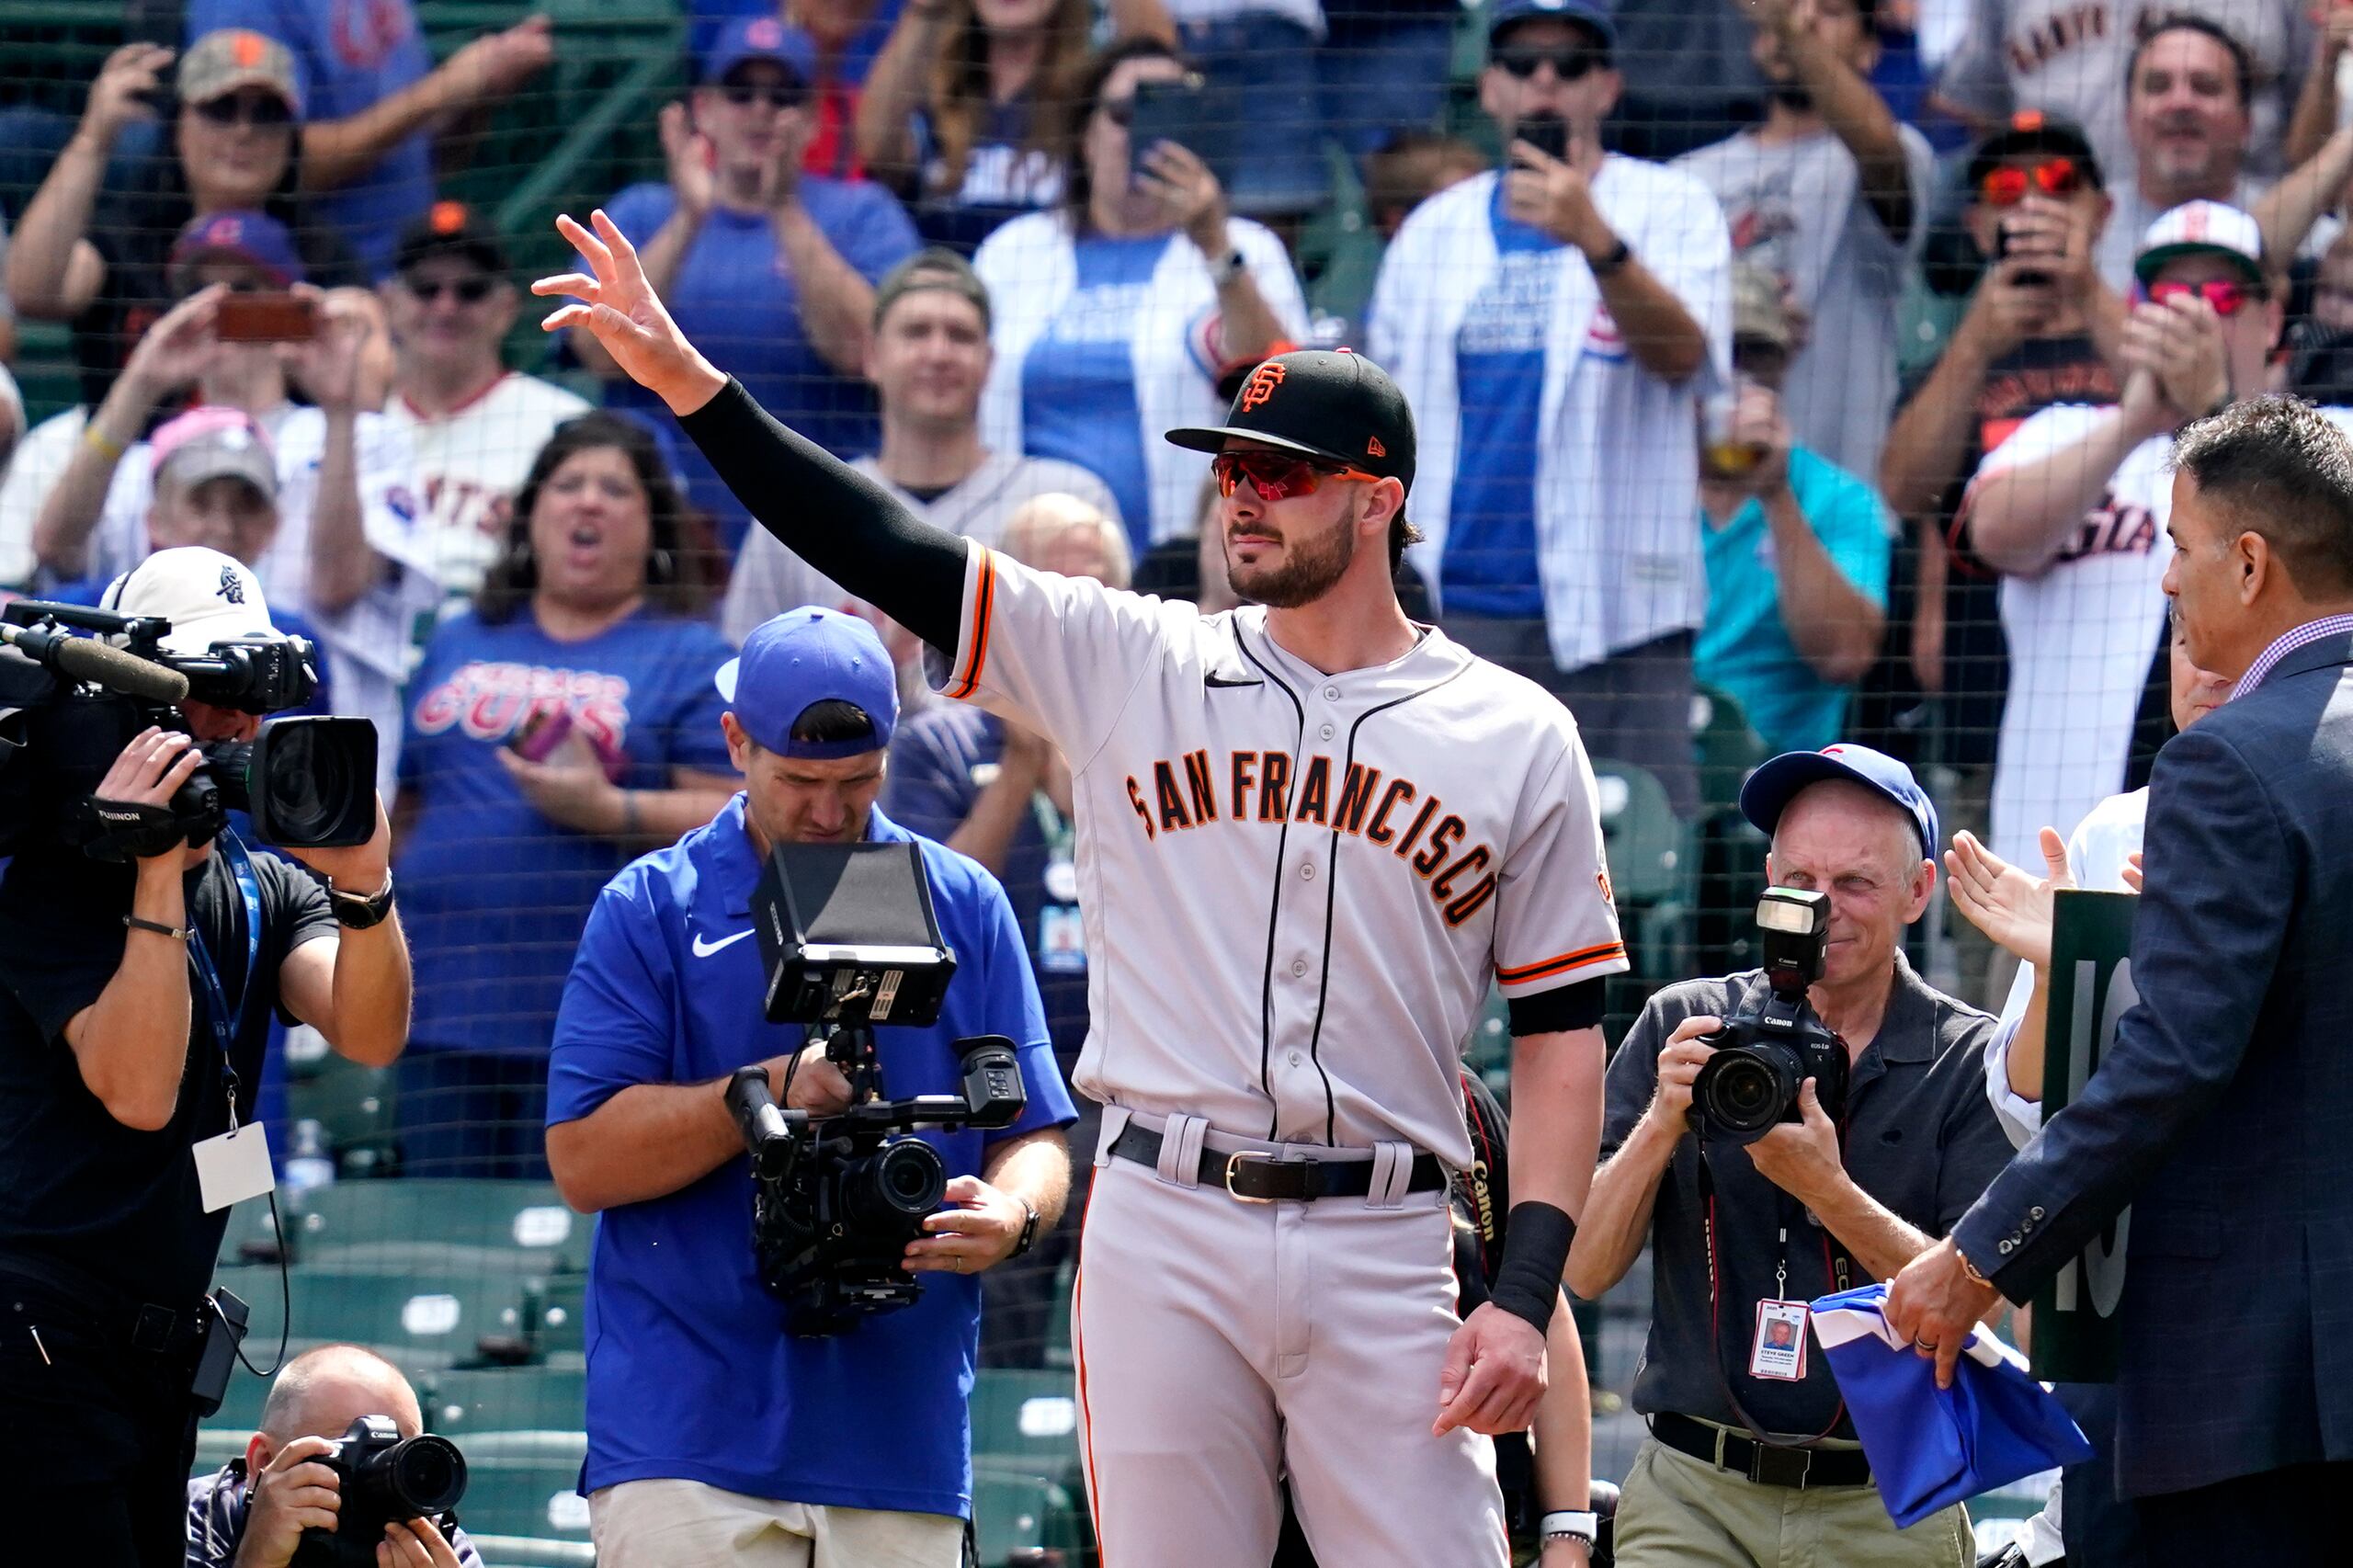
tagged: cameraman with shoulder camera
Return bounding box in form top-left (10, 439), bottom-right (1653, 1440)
top-left (0, 547), bottom-right (412, 1568)
top-left (1567, 744), bottom-right (2012, 1568)
top-left (544, 607), bottom-right (1075, 1568)
top-left (188, 1344), bottom-right (480, 1568)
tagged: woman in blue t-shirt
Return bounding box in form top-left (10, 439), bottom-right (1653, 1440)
top-left (972, 37), bottom-right (1308, 554)
top-left (392, 413), bottom-right (740, 1177)
top-left (852, 0), bottom-right (1097, 252)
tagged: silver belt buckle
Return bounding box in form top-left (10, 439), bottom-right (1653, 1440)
top-left (1223, 1151), bottom-right (1277, 1203)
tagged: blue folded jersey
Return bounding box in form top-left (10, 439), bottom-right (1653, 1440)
top-left (1810, 1281), bottom-right (2095, 1528)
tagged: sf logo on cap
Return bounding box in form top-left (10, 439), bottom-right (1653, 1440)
top-left (1240, 361), bottom-right (1286, 412)
top-left (218, 564), bottom-right (246, 604)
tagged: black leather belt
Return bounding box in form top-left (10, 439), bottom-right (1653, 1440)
top-left (1650, 1412), bottom-right (1873, 1489)
top-left (1107, 1122), bottom-right (1449, 1203)
top-left (0, 1256), bottom-right (207, 1361)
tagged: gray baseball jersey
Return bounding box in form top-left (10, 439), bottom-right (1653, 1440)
top-left (934, 541), bottom-right (1628, 1169)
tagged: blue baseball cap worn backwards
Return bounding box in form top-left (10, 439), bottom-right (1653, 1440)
top-left (716, 607), bottom-right (899, 759)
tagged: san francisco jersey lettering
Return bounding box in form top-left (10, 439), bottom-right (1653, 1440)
top-left (934, 542), bottom-right (1627, 1166)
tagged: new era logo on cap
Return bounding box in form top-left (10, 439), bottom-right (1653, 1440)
top-left (1367, 436), bottom-right (1387, 458)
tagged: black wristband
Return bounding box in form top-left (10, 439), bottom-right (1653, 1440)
top-left (1487, 1200), bottom-right (1576, 1335)
top-left (123, 914), bottom-right (190, 940)
top-left (1587, 236), bottom-right (1632, 278)
top-left (1008, 1199), bottom-right (1041, 1259)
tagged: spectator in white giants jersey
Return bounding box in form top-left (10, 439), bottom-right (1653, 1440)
top-left (382, 202), bottom-right (590, 601)
top-left (1957, 200), bottom-right (2348, 909)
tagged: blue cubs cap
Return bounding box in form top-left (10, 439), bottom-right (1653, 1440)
top-left (700, 13), bottom-right (818, 88)
top-left (1487, 0), bottom-right (1618, 51)
top-left (169, 210), bottom-right (305, 290)
top-left (1739, 743), bottom-right (1940, 861)
top-left (716, 608), bottom-right (898, 759)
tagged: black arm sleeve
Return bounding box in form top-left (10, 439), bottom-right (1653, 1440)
top-left (677, 379), bottom-right (972, 653)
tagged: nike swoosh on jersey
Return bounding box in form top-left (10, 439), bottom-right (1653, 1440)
top-left (690, 928), bottom-right (755, 958)
top-left (1204, 674), bottom-right (1263, 688)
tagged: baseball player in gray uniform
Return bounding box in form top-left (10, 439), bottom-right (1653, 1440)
top-left (539, 208), bottom-right (1628, 1567)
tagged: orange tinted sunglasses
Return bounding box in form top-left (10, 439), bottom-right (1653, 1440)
top-left (1979, 157), bottom-right (2081, 206)
top-left (1211, 451), bottom-right (1380, 501)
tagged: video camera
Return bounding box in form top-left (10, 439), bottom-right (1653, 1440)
top-left (1690, 887), bottom-right (1848, 1145)
top-left (0, 599), bottom-right (376, 858)
top-left (289, 1415), bottom-right (468, 1568)
top-left (724, 840), bottom-right (1027, 1336)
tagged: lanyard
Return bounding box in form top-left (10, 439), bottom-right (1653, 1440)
top-left (186, 833), bottom-right (263, 1131)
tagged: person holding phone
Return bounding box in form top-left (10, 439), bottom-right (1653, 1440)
top-left (566, 15), bottom-right (918, 554)
top-left (972, 38), bottom-right (1307, 556)
top-left (1368, 0), bottom-right (1726, 821)
top-left (1675, 0), bottom-right (1934, 484)
top-left (2, 28), bottom-right (364, 411)
top-left (390, 412), bottom-right (739, 1179)
top-left (26, 213), bottom-right (427, 793)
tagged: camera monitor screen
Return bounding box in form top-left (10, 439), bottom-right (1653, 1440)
top-left (753, 841), bottom-right (957, 1026)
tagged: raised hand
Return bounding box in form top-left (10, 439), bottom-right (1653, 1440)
top-left (83, 41), bottom-right (174, 147)
top-left (534, 210), bottom-right (724, 415)
top-left (658, 101), bottom-right (717, 221)
top-left (1944, 827), bottom-right (2073, 969)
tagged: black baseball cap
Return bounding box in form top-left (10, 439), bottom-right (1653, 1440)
top-left (393, 199), bottom-right (510, 278)
top-left (1964, 109), bottom-right (2104, 194)
top-left (1165, 348), bottom-right (1417, 499)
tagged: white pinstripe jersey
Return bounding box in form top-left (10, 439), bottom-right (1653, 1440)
top-left (932, 543), bottom-right (1629, 1168)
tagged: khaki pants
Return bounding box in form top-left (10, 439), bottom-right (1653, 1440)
top-left (588, 1478), bottom-right (964, 1568)
top-left (1614, 1437), bottom-right (1973, 1568)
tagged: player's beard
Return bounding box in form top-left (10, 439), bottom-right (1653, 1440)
top-left (1227, 512), bottom-right (1357, 609)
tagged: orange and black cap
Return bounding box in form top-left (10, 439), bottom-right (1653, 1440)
top-left (1165, 347), bottom-right (1416, 498)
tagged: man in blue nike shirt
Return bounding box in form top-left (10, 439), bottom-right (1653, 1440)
top-left (545, 607), bottom-right (1075, 1567)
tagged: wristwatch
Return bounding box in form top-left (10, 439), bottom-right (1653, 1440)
top-left (327, 872), bottom-right (396, 931)
top-left (1209, 246), bottom-right (1247, 287)
top-left (1587, 236), bottom-right (1632, 278)
top-left (1008, 1198), bottom-right (1042, 1259)
top-left (1539, 1509), bottom-right (1598, 1548)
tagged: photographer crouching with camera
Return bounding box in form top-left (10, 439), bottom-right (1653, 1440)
top-left (544, 607), bottom-right (1075, 1567)
top-left (188, 1344), bottom-right (479, 1568)
top-left (0, 546), bottom-right (410, 1568)
top-left (1567, 744), bottom-right (2013, 1568)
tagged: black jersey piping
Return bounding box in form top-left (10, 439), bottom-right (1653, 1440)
top-left (1301, 657), bottom-right (1474, 1144)
top-left (1235, 629), bottom-right (1305, 1135)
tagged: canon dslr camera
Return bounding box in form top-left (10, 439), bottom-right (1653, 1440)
top-left (1690, 887), bottom-right (1847, 1145)
top-left (290, 1415), bottom-right (467, 1568)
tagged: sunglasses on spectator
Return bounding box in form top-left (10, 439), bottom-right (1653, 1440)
top-left (1211, 451), bottom-right (1381, 502)
top-left (1493, 44), bottom-right (1605, 82)
top-left (1979, 158), bottom-right (2081, 206)
top-left (720, 81), bottom-right (806, 109)
top-left (2147, 278), bottom-right (2266, 315)
top-left (192, 93), bottom-right (294, 129)
top-left (404, 275), bottom-right (497, 304)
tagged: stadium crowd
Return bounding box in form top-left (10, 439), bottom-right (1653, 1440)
top-left (2, 0), bottom-right (2350, 1564)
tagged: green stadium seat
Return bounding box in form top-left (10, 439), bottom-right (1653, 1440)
top-left (972, 1460), bottom-right (1089, 1568)
top-left (285, 1056), bottom-right (398, 1176)
top-left (418, 1366), bottom-right (587, 1436)
top-left (1692, 683), bottom-right (1772, 819)
top-left (280, 1180), bottom-right (591, 1275)
top-left (1591, 759), bottom-right (1685, 908)
top-left (449, 1431), bottom-right (594, 1545)
top-left (970, 1369), bottom-right (1083, 1476)
top-left (211, 1263), bottom-right (533, 1372)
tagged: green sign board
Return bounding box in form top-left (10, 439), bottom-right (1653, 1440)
top-left (2028, 889), bottom-right (2141, 1384)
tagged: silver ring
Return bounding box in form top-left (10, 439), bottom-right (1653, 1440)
top-left (1913, 1337), bottom-right (1938, 1352)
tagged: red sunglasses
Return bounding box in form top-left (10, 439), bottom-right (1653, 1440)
top-left (2147, 278), bottom-right (2263, 316)
top-left (1979, 157), bottom-right (2081, 207)
top-left (1211, 450), bottom-right (1380, 501)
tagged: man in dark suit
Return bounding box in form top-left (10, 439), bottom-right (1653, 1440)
top-left (1888, 394), bottom-right (2353, 1560)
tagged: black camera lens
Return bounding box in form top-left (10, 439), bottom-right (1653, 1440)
top-left (373, 1434), bottom-right (467, 1515)
top-left (842, 1139), bottom-right (946, 1232)
top-left (1695, 1045), bottom-right (1801, 1143)
top-left (241, 717), bottom-right (379, 846)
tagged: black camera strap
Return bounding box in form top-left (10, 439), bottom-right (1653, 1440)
top-left (1695, 1142), bottom-right (1850, 1453)
top-left (186, 830), bottom-right (290, 1381)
